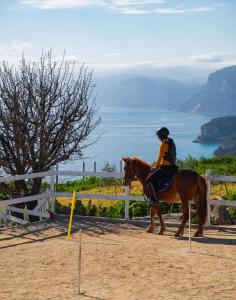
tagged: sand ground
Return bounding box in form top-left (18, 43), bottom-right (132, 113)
top-left (0, 216), bottom-right (235, 300)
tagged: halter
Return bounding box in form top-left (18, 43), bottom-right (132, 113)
top-left (123, 158), bottom-right (135, 187)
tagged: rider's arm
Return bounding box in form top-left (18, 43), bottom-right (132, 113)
top-left (154, 142), bottom-right (168, 169)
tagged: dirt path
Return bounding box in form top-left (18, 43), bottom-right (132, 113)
top-left (0, 216), bottom-right (235, 300)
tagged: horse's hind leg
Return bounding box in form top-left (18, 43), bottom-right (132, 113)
top-left (174, 201), bottom-right (189, 237)
top-left (193, 198), bottom-right (204, 237)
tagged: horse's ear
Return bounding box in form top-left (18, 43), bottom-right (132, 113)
top-left (122, 157), bottom-right (129, 163)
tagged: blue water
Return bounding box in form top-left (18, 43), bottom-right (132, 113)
top-left (63, 107), bottom-right (218, 171)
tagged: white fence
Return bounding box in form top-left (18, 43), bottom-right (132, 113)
top-left (0, 167), bottom-right (236, 227)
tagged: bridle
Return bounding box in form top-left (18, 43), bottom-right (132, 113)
top-left (123, 158), bottom-right (135, 187)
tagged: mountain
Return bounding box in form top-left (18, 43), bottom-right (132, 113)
top-left (96, 75), bottom-right (188, 108)
top-left (194, 116), bottom-right (236, 156)
top-left (177, 66), bottom-right (236, 115)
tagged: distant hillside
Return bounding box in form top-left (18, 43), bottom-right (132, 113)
top-left (194, 116), bottom-right (236, 156)
top-left (96, 75), bottom-right (188, 109)
top-left (96, 66), bottom-right (236, 115)
top-left (177, 66), bottom-right (236, 115)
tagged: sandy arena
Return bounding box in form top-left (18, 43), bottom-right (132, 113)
top-left (0, 216), bottom-right (235, 300)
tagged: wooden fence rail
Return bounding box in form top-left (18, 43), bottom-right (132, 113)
top-left (0, 167), bottom-right (236, 227)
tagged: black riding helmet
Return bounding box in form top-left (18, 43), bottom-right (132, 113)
top-left (156, 127), bottom-right (170, 138)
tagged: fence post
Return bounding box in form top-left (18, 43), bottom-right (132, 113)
top-left (206, 169), bottom-right (211, 225)
top-left (83, 162), bottom-right (85, 179)
top-left (50, 165), bottom-right (56, 213)
top-left (124, 186), bottom-right (129, 222)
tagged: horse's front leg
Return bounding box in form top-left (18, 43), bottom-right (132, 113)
top-left (146, 205), bottom-right (165, 234)
top-left (156, 204), bottom-right (165, 235)
top-left (146, 207), bottom-right (156, 233)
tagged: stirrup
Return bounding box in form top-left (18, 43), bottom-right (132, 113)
top-left (149, 198), bottom-right (159, 207)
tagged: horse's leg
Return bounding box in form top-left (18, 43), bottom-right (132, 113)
top-left (193, 197), bottom-right (204, 237)
top-left (146, 207), bottom-right (155, 233)
top-left (193, 176), bottom-right (207, 237)
top-left (155, 204), bottom-right (165, 235)
top-left (174, 200), bottom-right (189, 237)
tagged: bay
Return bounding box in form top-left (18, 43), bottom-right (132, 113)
top-left (63, 107), bottom-right (218, 171)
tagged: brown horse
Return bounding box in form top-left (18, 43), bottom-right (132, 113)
top-left (122, 156), bottom-right (207, 237)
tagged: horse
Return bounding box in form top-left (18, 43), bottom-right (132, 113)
top-left (122, 156), bottom-right (207, 237)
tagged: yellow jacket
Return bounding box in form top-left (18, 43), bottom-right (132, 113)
top-left (154, 140), bottom-right (172, 169)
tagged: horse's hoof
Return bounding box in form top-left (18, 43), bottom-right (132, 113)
top-left (158, 231), bottom-right (164, 235)
top-left (174, 232), bottom-right (180, 237)
top-left (146, 225), bottom-right (155, 233)
top-left (193, 231), bottom-right (203, 237)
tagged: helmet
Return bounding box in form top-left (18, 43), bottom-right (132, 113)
top-left (156, 127), bottom-right (170, 137)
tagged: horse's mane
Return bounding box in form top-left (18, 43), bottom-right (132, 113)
top-left (131, 156), bottom-right (151, 170)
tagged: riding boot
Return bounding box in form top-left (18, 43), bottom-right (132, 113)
top-left (149, 182), bottom-right (159, 206)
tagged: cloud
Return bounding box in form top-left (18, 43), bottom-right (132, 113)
top-left (18, 0), bottom-right (218, 15)
top-left (106, 52), bottom-right (122, 57)
top-left (0, 42), bottom-right (33, 62)
top-left (121, 9), bottom-right (149, 14)
top-left (18, 0), bottom-right (107, 10)
top-left (191, 52), bottom-right (236, 63)
top-left (155, 6), bottom-right (215, 14)
top-left (113, 0), bottom-right (164, 6)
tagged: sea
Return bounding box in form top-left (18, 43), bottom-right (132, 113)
top-left (63, 107), bottom-right (219, 172)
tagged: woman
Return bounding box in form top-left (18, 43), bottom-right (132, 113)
top-left (146, 127), bottom-right (177, 206)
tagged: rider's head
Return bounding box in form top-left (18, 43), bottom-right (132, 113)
top-left (156, 127), bottom-right (169, 141)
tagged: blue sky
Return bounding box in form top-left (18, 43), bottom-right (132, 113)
top-left (1, 0), bottom-right (236, 75)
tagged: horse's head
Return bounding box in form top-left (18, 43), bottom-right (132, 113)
top-left (122, 157), bottom-right (136, 187)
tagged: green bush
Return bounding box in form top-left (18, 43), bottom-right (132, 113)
top-left (222, 191), bottom-right (236, 218)
top-left (74, 199), bottom-right (87, 215)
top-left (177, 155), bottom-right (236, 175)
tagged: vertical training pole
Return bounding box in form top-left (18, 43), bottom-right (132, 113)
top-left (78, 229), bottom-right (82, 294)
top-left (94, 161), bottom-right (97, 173)
top-left (66, 190), bottom-right (76, 240)
top-left (188, 201), bottom-right (191, 253)
top-left (206, 170), bottom-right (211, 226)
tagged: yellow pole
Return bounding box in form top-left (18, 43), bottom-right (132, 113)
top-left (66, 190), bottom-right (76, 240)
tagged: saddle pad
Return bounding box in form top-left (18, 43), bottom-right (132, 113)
top-left (156, 174), bottom-right (176, 193)
top-left (155, 168), bottom-right (196, 193)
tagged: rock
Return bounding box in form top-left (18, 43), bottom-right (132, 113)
top-left (193, 116), bottom-right (236, 156)
top-left (214, 136), bottom-right (236, 156)
top-left (211, 205), bottom-right (232, 225)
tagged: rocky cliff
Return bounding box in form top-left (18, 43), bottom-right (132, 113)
top-left (178, 66), bottom-right (236, 115)
top-left (194, 116), bottom-right (236, 155)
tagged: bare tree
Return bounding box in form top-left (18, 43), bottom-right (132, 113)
top-left (0, 51), bottom-right (100, 220)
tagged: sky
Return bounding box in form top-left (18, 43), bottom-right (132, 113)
top-left (0, 0), bottom-right (236, 77)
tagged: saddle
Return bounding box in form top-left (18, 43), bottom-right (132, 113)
top-left (155, 168), bottom-right (197, 193)
top-left (155, 168), bottom-right (180, 192)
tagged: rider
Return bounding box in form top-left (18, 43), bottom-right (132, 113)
top-left (146, 127), bottom-right (177, 206)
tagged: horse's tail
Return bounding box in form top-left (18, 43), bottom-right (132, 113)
top-left (196, 174), bottom-right (207, 225)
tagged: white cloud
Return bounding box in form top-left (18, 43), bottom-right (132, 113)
top-left (121, 9), bottom-right (149, 14)
top-left (191, 52), bottom-right (236, 63)
top-left (106, 52), bottom-right (122, 57)
top-left (0, 42), bottom-right (34, 63)
top-left (113, 0), bottom-right (164, 6)
top-left (18, 0), bottom-right (107, 10)
top-left (18, 0), bottom-right (218, 15)
top-left (155, 6), bottom-right (215, 14)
